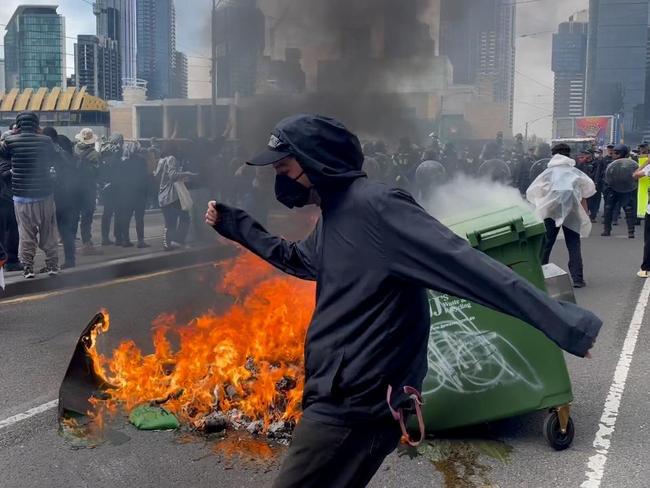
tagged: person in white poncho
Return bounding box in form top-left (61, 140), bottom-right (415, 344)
top-left (526, 143), bottom-right (596, 288)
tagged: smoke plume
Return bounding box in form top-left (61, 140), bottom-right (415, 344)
top-left (422, 174), bottom-right (534, 223)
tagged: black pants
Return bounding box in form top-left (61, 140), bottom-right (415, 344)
top-left (0, 199), bottom-right (19, 264)
top-left (117, 193), bottom-right (147, 243)
top-left (101, 188), bottom-right (119, 243)
top-left (542, 219), bottom-right (584, 283)
top-left (56, 203), bottom-right (77, 266)
top-left (643, 214), bottom-right (650, 272)
top-left (603, 189), bottom-right (636, 234)
top-left (161, 201), bottom-right (190, 245)
top-left (273, 417), bottom-right (401, 488)
top-left (587, 191), bottom-right (601, 220)
top-left (78, 188), bottom-right (96, 244)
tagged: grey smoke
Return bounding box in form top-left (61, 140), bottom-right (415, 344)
top-left (422, 174), bottom-right (534, 224)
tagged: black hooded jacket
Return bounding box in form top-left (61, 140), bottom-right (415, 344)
top-left (213, 115), bottom-right (602, 426)
top-left (0, 112), bottom-right (56, 199)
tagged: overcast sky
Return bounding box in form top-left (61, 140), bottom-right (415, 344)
top-left (0, 0), bottom-right (587, 139)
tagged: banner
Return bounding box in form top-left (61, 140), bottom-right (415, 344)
top-left (575, 117), bottom-right (612, 147)
top-left (638, 157), bottom-right (649, 218)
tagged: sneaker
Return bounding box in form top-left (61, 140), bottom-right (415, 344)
top-left (46, 265), bottom-right (60, 276)
top-left (101, 239), bottom-right (115, 246)
top-left (638, 270), bottom-right (650, 278)
top-left (61, 262), bottom-right (76, 270)
top-left (573, 281), bottom-right (586, 289)
top-left (137, 241), bottom-right (151, 249)
top-left (5, 262), bottom-right (23, 272)
top-left (629, 232), bottom-right (635, 239)
top-left (81, 243), bottom-right (102, 256)
top-left (122, 241), bottom-right (134, 248)
top-left (601, 231), bottom-right (611, 237)
top-left (23, 266), bottom-right (35, 279)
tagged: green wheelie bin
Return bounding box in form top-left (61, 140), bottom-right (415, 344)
top-left (418, 205), bottom-right (575, 450)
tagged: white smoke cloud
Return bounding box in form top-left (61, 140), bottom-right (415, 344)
top-left (422, 174), bottom-right (534, 224)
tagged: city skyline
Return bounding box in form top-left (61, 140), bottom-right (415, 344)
top-left (0, 0), bottom-right (587, 139)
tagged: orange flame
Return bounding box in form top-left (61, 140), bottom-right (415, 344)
top-left (89, 253), bottom-right (315, 431)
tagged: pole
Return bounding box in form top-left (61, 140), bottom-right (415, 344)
top-left (211, 0), bottom-right (218, 138)
top-left (525, 122), bottom-right (529, 143)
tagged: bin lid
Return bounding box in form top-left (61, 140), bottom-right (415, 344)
top-left (442, 205), bottom-right (545, 251)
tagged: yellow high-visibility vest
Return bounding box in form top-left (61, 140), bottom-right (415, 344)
top-left (638, 156), bottom-right (649, 217)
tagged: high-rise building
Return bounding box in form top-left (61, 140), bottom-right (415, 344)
top-left (586, 0), bottom-right (650, 142)
top-left (552, 13), bottom-right (589, 119)
top-left (4, 5), bottom-right (66, 90)
top-left (0, 59), bottom-right (5, 92)
top-left (214, 0), bottom-right (265, 98)
top-left (173, 51), bottom-right (188, 99)
top-left (136, 0), bottom-right (176, 99)
top-left (439, 0), bottom-right (516, 127)
top-left (75, 35), bottom-right (121, 100)
top-left (94, 0), bottom-right (137, 82)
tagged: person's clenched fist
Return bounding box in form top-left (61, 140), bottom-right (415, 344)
top-left (205, 201), bottom-right (219, 226)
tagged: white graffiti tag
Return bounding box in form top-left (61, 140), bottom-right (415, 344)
top-left (424, 297), bottom-right (543, 395)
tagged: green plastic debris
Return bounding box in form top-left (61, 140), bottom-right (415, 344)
top-left (128, 405), bottom-right (179, 431)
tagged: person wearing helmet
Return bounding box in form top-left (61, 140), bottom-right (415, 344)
top-left (601, 144), bottom-right (638, 238)
top-left (205, 114), bottom-right (601, 488)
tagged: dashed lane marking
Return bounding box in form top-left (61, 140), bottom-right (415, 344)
top-left (581, 279), bottom-right (650, 487)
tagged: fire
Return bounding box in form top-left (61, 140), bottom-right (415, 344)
top-left (88, 253), bottom-right (315, 432)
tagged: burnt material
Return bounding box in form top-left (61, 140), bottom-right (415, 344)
top-left (58, 313), bottom-right (112, 419)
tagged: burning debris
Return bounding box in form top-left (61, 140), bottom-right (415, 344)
top-left (59, 253), bottom-right (315, 445)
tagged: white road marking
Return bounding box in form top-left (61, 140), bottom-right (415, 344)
top-left (0, 262), bottom-right (210, 306)
top-left (581, 279), bottom-right (650, 488)
top-left (0, 400), bottom-right (58, 431)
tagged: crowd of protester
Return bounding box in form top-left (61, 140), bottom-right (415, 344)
top-left (0, 110), bottom-right (647, 284)
top-left (0, 111), bottom-right (222, 279)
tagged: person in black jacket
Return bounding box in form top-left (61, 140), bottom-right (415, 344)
top-left (74, 129), bottom-right (102, 254)
top-left (99, 133), bottom-right (125, 246)
top-left (0, 131), bottom-right (22, 272)
top-left (116, 141), bottom-right (150, 248)
top-left (43, 127), bottom-right (79, 269)
top-left (0, 112), bottom-right (59, 278)
top-left (205, 115), bottom-right (602, 488)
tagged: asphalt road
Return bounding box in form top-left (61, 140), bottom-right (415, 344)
top-left (0, 221), bottom-right (649, 488)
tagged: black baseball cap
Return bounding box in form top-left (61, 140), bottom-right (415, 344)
top-left (248, 134), bottom-right (293, 166)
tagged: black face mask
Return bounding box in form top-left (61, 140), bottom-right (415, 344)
top-left (275, 171), bottom-right (313, 209)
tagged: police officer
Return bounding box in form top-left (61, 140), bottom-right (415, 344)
top-left (601, 144), bottom-right (637, 238)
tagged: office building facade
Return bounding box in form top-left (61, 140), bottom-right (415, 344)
top-left (440, 0), bottom-right (516, 127)
top-left (552, 16), bottom-right (589, 118)
top-left (214, 0), bottom-right (265, 98)
top-left (586, 0), bottom-right (650, 141)
top-left (4, 5), bottom-right (66, 90)
top-left (75, 35), bottom-right (121, 101)
top-left (94, 0), bottom-right (137, 82)
top-left (136, 0), bottom-right (176, 99)
top-left (173, 51), bottom-right (188, 99)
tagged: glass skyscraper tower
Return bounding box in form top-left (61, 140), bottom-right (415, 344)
top-left (4, 5), bottom-right (66, 90)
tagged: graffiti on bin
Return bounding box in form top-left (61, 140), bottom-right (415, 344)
top-left (425, 294), bottom-right (543, 395)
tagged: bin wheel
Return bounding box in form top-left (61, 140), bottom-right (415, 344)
top-left (544, 411), bottom-right (574, 451)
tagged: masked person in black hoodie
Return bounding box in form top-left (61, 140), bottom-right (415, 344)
top-left (205, 115), bottom-right (602, 488)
